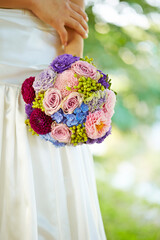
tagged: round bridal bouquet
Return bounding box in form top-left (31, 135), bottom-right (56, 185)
top-left (21, 54), bottom-right (116, 147)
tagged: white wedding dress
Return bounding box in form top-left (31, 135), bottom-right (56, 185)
top-left (0, 8), bottom-right (107, 240)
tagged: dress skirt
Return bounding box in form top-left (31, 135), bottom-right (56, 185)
top-left (0, 8), bottom-right (107, 240)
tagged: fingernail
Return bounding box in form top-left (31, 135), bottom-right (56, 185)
top-left (85, 33), bottom-right (88, 38)
top-left (62, 42), bottom-right (67, 50)
top-left (86, 16), bottom-right (89, 21)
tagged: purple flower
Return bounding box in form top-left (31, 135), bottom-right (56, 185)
top-left (25, 103), bottom-right (33, 118)
top-left (86, 138), bottom-right (97, 144)
top-left (33, 67), bottom-right (57, 93)
top-left (98, 70), bottom-right (110, 89)
top-left (50, 54), bottom-right (80, 73)
top-left (85, 90), bottom-right (106, 112)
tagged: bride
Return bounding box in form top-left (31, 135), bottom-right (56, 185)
top-left (0, 0), bottom-right (107, 239)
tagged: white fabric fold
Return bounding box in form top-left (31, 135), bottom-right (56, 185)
top-left (0, 8), bottom-right (107, 240)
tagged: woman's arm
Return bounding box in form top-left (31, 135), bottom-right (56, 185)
top-left (0, 0), bottom-right (88, 47)
top-left (64, 0), bottom-right (87, 57)
top-left (0, 0), bottom-right (31, 9)
top-left (64, 28), bottom-right (84, 57)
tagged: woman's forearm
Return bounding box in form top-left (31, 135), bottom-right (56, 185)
top-left (0, 0), bottom-right (33, 9)
top-left (0, 0), bottom-right (86, 57)
top-left (64, 28), bottom-right (84, 57)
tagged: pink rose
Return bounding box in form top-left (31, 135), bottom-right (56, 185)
top-left (53, 70), bottom-right (79, 98)
top-left (85, 110), bottom-right (111, 139)
top-left (51, 122), bottom-right (72, 143)
top-left (71, 60), bottom-right (100, 80)
top-left (102, 89), bottom-right (116, 118)
top-left (61, 92), bottom-right (83, 114)
top-left (43, 88), bottom-right (62, 116)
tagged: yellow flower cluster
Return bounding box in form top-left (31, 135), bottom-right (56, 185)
top-left (25, 119), bottom-right (39, 136)
top-left (73, 76), bottom-right (105, 99)
top-left (70, 124), bottom-right (88, 146)
top-left (80, 56), bottom-right (95, 66)
top-left (32, 92), bottom-right (45, 112)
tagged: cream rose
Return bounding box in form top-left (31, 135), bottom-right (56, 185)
top-left (43, 88), bottom-right (62, 116)
top-left (61, 92), bottom-right (83, 114)
top-left (51, 122), bottom-right (72, 143)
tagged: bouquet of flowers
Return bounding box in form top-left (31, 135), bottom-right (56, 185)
top-left (21, 54), bottom-right (116, 147)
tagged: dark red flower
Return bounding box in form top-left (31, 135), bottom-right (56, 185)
top-left (21, 76), bottom-right (35, 104)
top-left (30, 109), bottom-right (52, 134)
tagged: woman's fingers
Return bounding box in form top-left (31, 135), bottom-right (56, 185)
top-left (66, 17), bottom-right (88, 39)
top-left (56, 24), bottom-right (68, 46)
top-left (30, 0), bottom-right (89, 46)
top-left (69, 1), bottom-right (88, 22)
top-left (69, 9), bottom-right (88, 33)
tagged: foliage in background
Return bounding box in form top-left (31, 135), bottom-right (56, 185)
top-left (85, 0), bottom-right (160, 130)
top-left (84, 1), bottom-right (160, 239)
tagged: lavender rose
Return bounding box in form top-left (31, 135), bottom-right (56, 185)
top-left (62, 92), bottom-right (83, 114)
top-left (51, 122), bottom-right (72, 143)
top-left (43, 88), bottom-right (62, 116)
top-left (33, 67), bottom-right (57, 94)
top-left (71, 60), bottom-right (101, 80)
top-left (50, 54), bottom-right (80, 73)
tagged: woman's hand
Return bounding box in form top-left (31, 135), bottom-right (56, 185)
top-left (0, 0), bottom-right (88, 47)
top-left (30, 0), bottom-right (88, 46)
top-left (63, 0), bottom-right (87, 58)
top-left (0, 0), bottom-right (87, 54)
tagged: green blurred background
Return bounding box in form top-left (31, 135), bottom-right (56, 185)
top-left (84, 0), bottom-right (160, 239)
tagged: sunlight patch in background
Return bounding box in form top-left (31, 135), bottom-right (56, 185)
top-left (93, 2), bottom-right (149, 29)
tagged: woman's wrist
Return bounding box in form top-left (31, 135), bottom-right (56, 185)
top-left (64, 27), bottom-right (84, 57)
top-left (64, 43), bottom-right (83, 58)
